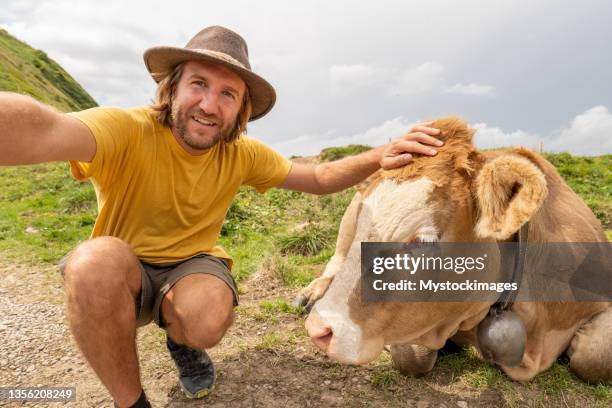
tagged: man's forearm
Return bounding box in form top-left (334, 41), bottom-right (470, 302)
top-left (312, 146), bottom-right (384, 194)
top-left (279, 122), bottom-right (441, 195)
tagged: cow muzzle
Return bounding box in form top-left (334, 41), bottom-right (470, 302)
top-left (305, 312), bottom-right (334, 352)
top-left (305, 310), bottom-right (385, 365)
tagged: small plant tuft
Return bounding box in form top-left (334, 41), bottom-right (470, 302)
top-left (278, 223), bottom-right (331, 256)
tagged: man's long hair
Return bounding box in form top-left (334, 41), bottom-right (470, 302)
top-left (150, 62), bottom-right (252, 143)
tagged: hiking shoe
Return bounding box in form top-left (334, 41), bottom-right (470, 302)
top-left (166, 335), bottom-right (216, 399)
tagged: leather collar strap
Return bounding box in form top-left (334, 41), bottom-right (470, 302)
top-left (490, 222), bottom-right (529, 315)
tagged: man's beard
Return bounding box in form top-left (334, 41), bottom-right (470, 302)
top-left (171, 104), bottom-right (235, 151)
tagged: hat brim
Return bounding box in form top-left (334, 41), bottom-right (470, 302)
top-left (143, 46), bottom-right (276, 121)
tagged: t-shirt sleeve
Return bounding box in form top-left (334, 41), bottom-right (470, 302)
top-left (241, 137), bottom-right (292, 193)
top-left (67, 107), bottom-right (138, 187)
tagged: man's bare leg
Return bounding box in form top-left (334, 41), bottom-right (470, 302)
top-left (62, 236), bottom-right (144, 407)
top-left (160, 273), bottom-right (234, 398)
top-left (162, 274), bottom-right (234, 349)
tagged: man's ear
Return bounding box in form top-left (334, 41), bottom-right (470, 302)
top-left (474, 155), bottom-right (548, 240)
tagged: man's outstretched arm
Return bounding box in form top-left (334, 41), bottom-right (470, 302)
top-left (0, 92), bottom-right (96, 165)
top-left (279, 122), bottom-right (442, 195)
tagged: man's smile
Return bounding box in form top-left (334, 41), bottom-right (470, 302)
top-left (192, 116), bottom-right (217, 127)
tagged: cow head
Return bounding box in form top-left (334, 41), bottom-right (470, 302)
top-left (305, 117), bottom-right (548, 365)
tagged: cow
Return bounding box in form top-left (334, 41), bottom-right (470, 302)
top-left (297, 117), bottom-right (612, 384)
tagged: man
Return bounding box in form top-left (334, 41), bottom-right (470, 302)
top-left (0, 26), bottom-right (442, 407)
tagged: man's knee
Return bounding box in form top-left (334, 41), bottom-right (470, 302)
top-left (185, 312), bottom-right (233, 349)
top-left (163, 274), bottom-right (235, 348)
top-left (169, 303), bottom-right (234, 349)
top-left (62, 236), bottom-right (140, 299)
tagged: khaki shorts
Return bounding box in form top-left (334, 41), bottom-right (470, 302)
top-left (137, 254), bottom-right (239, 327)
top-left (59, 252), bottom-right (239, 328)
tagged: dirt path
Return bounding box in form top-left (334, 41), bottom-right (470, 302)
top-left (0, 261), bottom-right (603, 407)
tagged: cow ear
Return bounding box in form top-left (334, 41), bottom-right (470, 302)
top-left (474, 155), bottom-right (547, 240)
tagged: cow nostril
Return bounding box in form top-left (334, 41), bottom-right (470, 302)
top-left (311, 327), bottom-right (333, 352)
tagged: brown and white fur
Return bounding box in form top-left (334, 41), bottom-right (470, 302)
top-left (300, 117), bottom-right (611, 384)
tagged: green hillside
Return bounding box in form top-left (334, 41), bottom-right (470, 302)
top-left (544, 153), bottom-right (611, 228)
top-left (0, 28), bottom-right (97, 112)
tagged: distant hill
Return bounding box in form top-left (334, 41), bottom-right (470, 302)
top-left (290, 144), bottom-right (372, 164)
top-left (0, 28), bottom-right (97, 112)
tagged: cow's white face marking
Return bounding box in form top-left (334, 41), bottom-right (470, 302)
top-left (311, 177), bottom-right (437, 363)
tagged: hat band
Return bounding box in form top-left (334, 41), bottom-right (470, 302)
top-left (191, 49), bottom-right (247, 69)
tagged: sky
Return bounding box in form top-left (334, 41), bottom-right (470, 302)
top-left (1, 0), bottom-right (611, 157)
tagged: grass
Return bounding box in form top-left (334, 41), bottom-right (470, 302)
top-left (218, 186), bottom-right (349, 283)
top-left (0, 162), bottom-right (96, 263)
top-left (436, 347), bottom-right (611, 405)
top-left (257, 252), bottom-right (291, 283)
top-left (371, 368), bottom-right (402, 388)
top-left (526, 359), bottom-right (612, 407)
top-left (250, 299), bottom-right (305, 323)
top-left (545, 152), bottom-right (612, 228)
top-left (260, 298), bottom-right (304, 315)
top-left (0, 28), bottom-right (97, 112)
top-left (593, 383), bottom-right (612, 400)
top-left (531, 360), bottom-right (573, 397)
top-left (256, 332), bottom-right (283, 351)
top-left (319, 144), bottom-right (372, 162)
top-left (436, 346), bottom-right (503, 387)
top-left (278, 223), bottom-right (332, 256)
top-left (283, 262), bottom-right (320, 287)
top-left (255, 329), bottom-right (303, 352)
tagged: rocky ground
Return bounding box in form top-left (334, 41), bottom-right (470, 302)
top-left (0, 260), bottom-right (608, 408)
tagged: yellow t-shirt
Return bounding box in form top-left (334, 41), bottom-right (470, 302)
top-left (69, 106), bottom-right (292, 266)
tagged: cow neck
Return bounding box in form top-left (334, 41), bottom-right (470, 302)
top-left (490, 222), bottom-right (529, 315)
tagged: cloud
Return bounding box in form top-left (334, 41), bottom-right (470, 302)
top-left (473, 106), bottom-right (612, 155)
top-left (396, 62), bottom-right (446, 95)
top-left (328, 61), bottom-right (448, 95)
top-left (472, 123), bottom-right (540, 150)
top-left (271, 117), bottom-right (416, 156)
top-left (444, 82), bottom-right (495, 96)
top-left (329, 64), bottom-right (388, 93)
top-left (328, 61), bottom-right (493, 98)
top-left (550, 106), bottom-right (612, 155)
top-left (274, 106), bottom-right (612, 157)
top-left (351, 117), bottom-right (416, 144)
